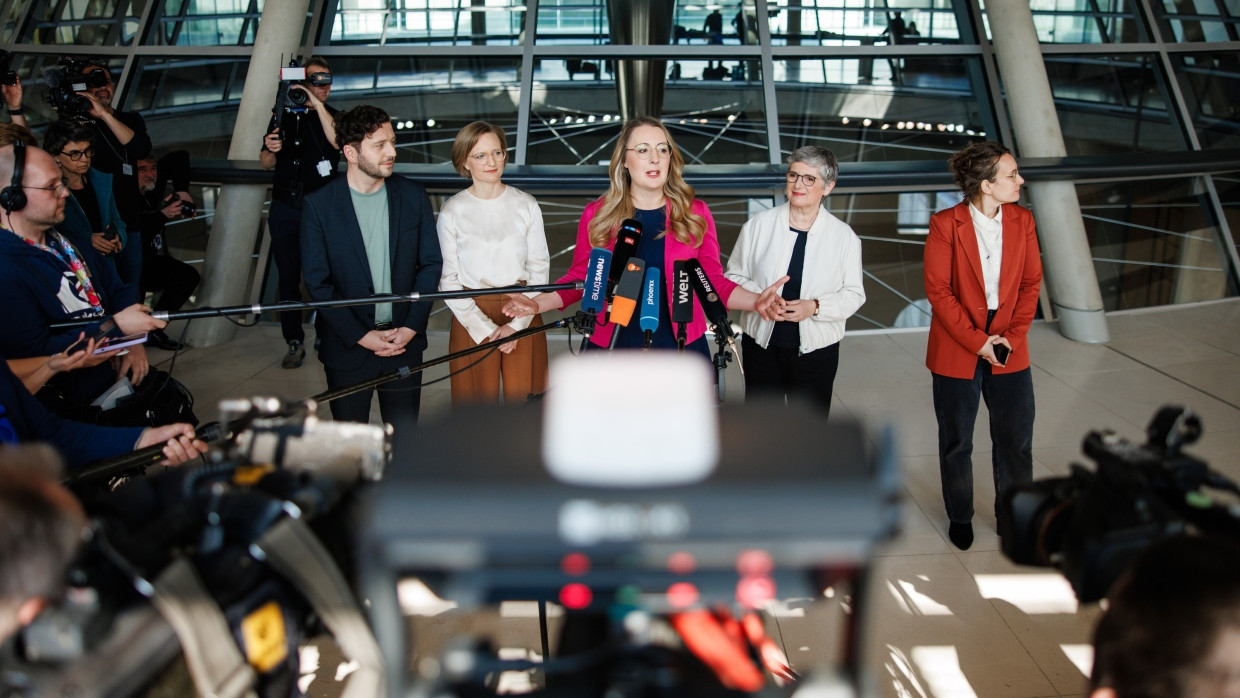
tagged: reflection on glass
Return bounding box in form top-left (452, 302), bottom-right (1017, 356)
top-left (21, 0), bottom-right (139, 45)
top-left (765, 0), bottom-right (961, 46)
top-left (774, 56), bottom-right (987, 162)
top-left (1036, 54), bottom-right (1183, 154)
top-left (2, 0), bottom-right (34, 44)
top-left (1029, 0), bottom-right (1142, 44)
top-left (535, 0), bottom-right (609, 44)
top-left (147, 0), bottom-right (266, 46)
top-left (1170, 52), bottom-right (1240, 149)
top-left (1072, 177), bottom-right (1235, 309)
top-left (332, 0), bottom-right (527, 45)
top-left (126, 58), bottom-right (248, 158)
top-left (1154, 0), bottom-right (1240, 42)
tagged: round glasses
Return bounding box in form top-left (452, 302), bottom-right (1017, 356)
top-left (60, 147), bottom-right (94, 161)
top-left (785, 171), bottom-right (819, 187)
top-left (469, 149), bottom-right (507, 163)
top-left (627, 143), bottom-right (671, 160)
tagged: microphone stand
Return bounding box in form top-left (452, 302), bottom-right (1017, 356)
top-left (312, 318), bottom-right (573, 406)
top-left (710, 331), bottom-right (733, 405)
top-left (48, 282), bottom-right (585, 330)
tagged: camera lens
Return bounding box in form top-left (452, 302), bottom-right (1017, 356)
top-left (288, 88), bottom-right (309, 106)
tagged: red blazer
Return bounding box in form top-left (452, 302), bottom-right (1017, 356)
top-left (924, 201), bottom-right (1042, 379)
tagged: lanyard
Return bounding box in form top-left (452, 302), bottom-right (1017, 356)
top-left (7, 228), bottom-right (105, 315)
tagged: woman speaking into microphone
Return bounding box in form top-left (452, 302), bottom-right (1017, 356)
top-left (502, 117), bottom-right (785, 359)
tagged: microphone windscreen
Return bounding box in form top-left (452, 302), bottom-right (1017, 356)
top-left (672, 260), bottom-right (695, 324)
top-left (609, 258), bottom-right (646, 328)
top-left (608, 219), bottom-right (643, 294)
top-left (684, 258), bottom-right (734, 337)
top-left (639, 266), bottom-right (661, 333)
top-left (581, 247), bottom-right (612, 315)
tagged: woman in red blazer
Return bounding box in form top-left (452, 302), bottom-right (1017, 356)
top-left (924, 141), bottom-right (1042, 550)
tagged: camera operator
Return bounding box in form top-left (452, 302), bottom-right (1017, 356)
top-left (74, 59), bottom-right (152, 286)
top-left (137, 152), bottom-right (200, 351)
top-left (1088, 535), bottom-right (1240, 698)
top-left (0, 450), bottom-right (85, 646)
top-left (259, 55), bottom-right (340, 369)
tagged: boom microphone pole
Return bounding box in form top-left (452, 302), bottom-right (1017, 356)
top-left (48, 282), bottom-right (586, 330)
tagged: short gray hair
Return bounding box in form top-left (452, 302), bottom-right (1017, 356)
top-left (787, 145), bottom-right (839, 184)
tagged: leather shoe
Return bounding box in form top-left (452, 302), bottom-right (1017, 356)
top-left (948, 521), bottom-right (973, 551)
top-left (147, 329), bottom-right (184, 351)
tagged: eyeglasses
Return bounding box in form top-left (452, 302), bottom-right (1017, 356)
top-left (627, 143), bottom-right (671, 160)
top-left (785, 171), bottom-right (819, 186)
top-left (995, 170), bottom-right (1021, 181)
top-left (469, 149), bottom-right (507, 163)
top-left (60, 147), bottom-right (94, 161)
top-left (24, 179), bottom-right (70, 196)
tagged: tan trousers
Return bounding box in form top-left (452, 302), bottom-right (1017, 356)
top-left (448, 293), bottom-right (548, 405)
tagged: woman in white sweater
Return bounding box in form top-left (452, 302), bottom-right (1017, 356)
top-left (725, 146), bottom-right (865, 416)
top-left (437, 122), bottom-right (550, 404)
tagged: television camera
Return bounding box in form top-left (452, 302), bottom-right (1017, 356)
top-left (4, 397), bottom-right (389, 697)
top-left (41, 59), bottom-right (109, 122)
top-left (267, 60), bottom-right (332, 136)
top-left (999, 405), bottom-right (1240, 603)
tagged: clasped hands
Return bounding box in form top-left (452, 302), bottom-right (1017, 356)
top-left (359, 326), bottom-right (415, 357)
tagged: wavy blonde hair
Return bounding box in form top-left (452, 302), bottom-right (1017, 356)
top-left (588, 117), bottom-right (705, 249)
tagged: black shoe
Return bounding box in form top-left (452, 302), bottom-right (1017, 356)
top-left (948, 521), bottom-right (973, 551)
top-left (147, 329), bottom-right (184, 351)
top-left (282, 340), bottom-right (305, 369)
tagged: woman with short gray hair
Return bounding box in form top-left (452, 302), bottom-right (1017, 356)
top-left (724, 146), bottom-right (864, 415)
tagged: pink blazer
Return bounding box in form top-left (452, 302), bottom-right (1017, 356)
top-left (555, 198), bottom-right (738, 348)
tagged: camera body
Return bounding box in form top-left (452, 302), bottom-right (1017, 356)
top-left (163, 193), bottom-right (196, 219)
top-left (41, 60), bottom-right (108, 121)
top-left (0, 49), bottom-right (17, 86)
top-left (998, 405), bottom-right (1234, 602)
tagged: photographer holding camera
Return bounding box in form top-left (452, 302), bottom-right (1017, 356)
top-left (137, 152), bottom-right (200, 351)
top-left (259, 55), bottom-right (340, 369)
top-left (2, 59), bottom-right (27, 129)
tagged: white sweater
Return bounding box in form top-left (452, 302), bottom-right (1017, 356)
top-left (725, 202), bottom-right (865, 352)
top-left (437, 185), bottom-right (551, 343)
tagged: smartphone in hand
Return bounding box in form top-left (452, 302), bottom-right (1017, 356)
top-left (93, 332), bottom-right (148, 355)
top-left (63, 318), bottom-right (117, 355)
top-left (993, 342), bottom-right (1011, 366)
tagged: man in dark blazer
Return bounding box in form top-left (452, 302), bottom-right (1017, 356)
top-left (300, 105), bottom-right (442, 435)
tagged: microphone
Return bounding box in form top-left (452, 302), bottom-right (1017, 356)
top-left (684, 258), bottom-right (739, 354)
top-left (577, 247), bottom-right (612, 337)
top-left (606, 219), bottom-right (642, 320)
top-left (671, 260), bottom-right (694, 351)
top-left (607, 258), bottom-right (646, 349)
top-left (639, 266), bottom-right (661, 350)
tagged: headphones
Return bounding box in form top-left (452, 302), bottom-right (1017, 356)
top-left (0, 139), bottom-right (26, 213)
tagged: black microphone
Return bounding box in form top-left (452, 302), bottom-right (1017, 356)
top-left (671, 260), bottom-right (694, 351)
top-left (606, 219), bottom-right (642, 320)
top-left (684, 258), bottom-right (739, 354)
top-left (577, 247), bottom-right (612, 337)
top-left (607, 258), bottom-right (646, 350)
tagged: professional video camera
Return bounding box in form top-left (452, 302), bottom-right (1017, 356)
top-left (0, 49), bottom-right (17, 86)
top-left (999, 405), bottom-right (1240, 603)
top-left (6, 397), bottom-right (389, 697)
top-left (41, 59), bottom-right (109, 122)
top-left (266, 59), bottom-right (332, 135)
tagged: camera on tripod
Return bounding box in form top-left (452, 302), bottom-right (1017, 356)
top-left (998, 405), bottom-right (1240, 603)
top-left (41, 59), bottom-right (109, 122)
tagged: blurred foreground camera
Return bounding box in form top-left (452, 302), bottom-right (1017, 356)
top-left (999, 405), bottom-right (1240, 602)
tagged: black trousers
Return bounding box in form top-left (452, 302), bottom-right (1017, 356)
top-left (141, 253), bottom-right (200, 312)
top-left (267, 199), bottom-right (306, 344)
top-left (740, 335), bottom-right (839, 417)
top-left (323, 351), bottom-right (423, 437)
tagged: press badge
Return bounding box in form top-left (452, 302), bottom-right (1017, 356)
top-left (122, 163), bottom-right (133, 176)
top-left (316, 160), bottom-right (332, 177)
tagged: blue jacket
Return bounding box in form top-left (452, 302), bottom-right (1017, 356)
top-left (61, 168), bottom-right (141, 285)
top-left (0, 356), bottom-right (142, 470)
top-left (0, 228), bottom-right (138, 402)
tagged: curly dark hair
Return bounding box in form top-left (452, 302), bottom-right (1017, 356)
top-left (42, 120), bottom-right (94, 156)
top-left (334, 105), bottom-right (391, 151)
top-left (947, 141), bottom-right (1010, 203)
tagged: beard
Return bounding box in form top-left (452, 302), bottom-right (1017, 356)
top-left (356, 149), bottom-right (392, 180)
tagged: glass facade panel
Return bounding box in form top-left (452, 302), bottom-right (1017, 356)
top-left (534, 0), bottom-right (609, 44)
top-left (1072, 177), bottom-right (1236, 310)
top-left (1032, 54), bottom-right (1184, 154)
top-left (148, 0), bottom-right (265, 46)
top-left (764, 0), bottom-right (962, 46)
top-left (21, 0), bottom-right (140, 45)
top-left (1155, 0), bottom-right (1240, 42)
top-left (126, 58), bottom-right (249, 159)
top-left (775, 56), bottom-right (988, 163)
top-left (1170, 52), bottom-right (1240, 150)
top-left (1028, 0), bottom-right (1143, 43)
top-left (331, 0), bottom-right (527, 46)
top-left (2, 0), bottom-right (34, 44)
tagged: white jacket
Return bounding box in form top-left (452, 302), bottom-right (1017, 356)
top-left (725, 202), bottom-right (865, 352)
